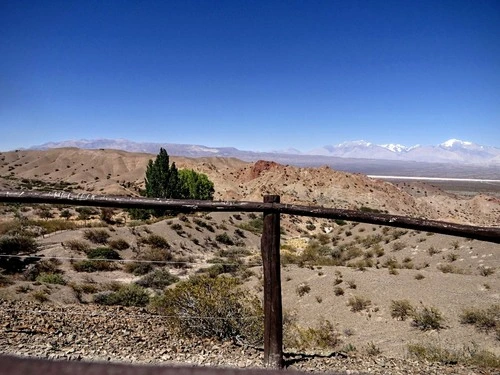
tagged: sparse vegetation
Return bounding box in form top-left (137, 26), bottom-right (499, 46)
top-left (460, 305), bottom-right (499, 337)
top-left (390, 300), bottom-right (414, 321)
top-left (411, 305), bottom-right (445, 331)
top-left (83, 229), bottom-right (110, 244)
top-left (347, 295), bottom-right (371, 312)
top-left (94, 283), bottom-right (149, 307)
top-left (150, 276), bottom-right (263, 345)
top-left (136, 268), bottom-right (179, 290)
top-left (296, 282), bottom-right (311, 297)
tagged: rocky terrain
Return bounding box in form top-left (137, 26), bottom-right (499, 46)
top-left (0, 147), bottom-right (499, 374)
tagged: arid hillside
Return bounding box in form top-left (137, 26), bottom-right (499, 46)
top-left (0, 147), bottom-right (499, 374)
top-left (0, 148), bottom-right (498, 226)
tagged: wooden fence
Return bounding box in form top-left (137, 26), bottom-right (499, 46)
top-left (0, 190), bottom-right (499, 369)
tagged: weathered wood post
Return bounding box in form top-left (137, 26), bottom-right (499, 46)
top-left (261, 195), bottom-right (283, 369)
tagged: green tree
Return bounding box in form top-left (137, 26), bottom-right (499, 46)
top-left (143, 148), bottom-right (215, 217)
top-left (145, 148), bottom-right (181, 199)
top-left (178, 169), bottom-right (215, 200)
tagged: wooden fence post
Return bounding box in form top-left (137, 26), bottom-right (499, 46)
top-left (261, 195), bottom-right (283, 369)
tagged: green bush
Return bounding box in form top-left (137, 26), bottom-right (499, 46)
top-left (0, 235), bottom-right (40, 273)
top-left (94, 284), bottom-right (149, 307)
top-left (83, 229), bottom-right (110, 244)
top-left (36, 272), bottom-right (66, 285)
top-left (86, 247), bottom-right (121, 260)
top-left (150, 276), bottom-right (263, 345)
top-left (215, 232), bottom-right (234, 245)
top-left (124, 261), bottom-right (154, 275)
top-left (24, 258), bottom-right (62, 281)
top-left (136, 268), bottom-right (179, 290)
top-left (285, 318), bottom-right (341, 350)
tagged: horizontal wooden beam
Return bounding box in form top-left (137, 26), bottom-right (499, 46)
top-left (0, 190), bottom-right (498, 243)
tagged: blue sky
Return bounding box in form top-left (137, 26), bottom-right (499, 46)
top-left (1, 0), bottom-right (499, 152)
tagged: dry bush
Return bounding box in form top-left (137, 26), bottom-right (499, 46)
top-left (109, 238), bottom-right (130, 250)
top-left (296, 282), bottom-right (311, 296)
top-left (347, 295), bottom-right (371, 312)
top-left (408, 342), bottom-right (500, 369)
top-left (460, 305), bottom-right (499, 336)
top-left (64, 239), bottom-right (90, 252)
top-left (285, 318), bottom-right (341, 350)
top-left (390, 300), bottom-right (414, 321)
top-left (150, 276), bottom-right (263, 345)
top-left (411, 305), bottom-right (446, 331)
top-left (83, 229), bottom-right (110, 244)
top-left (72, 259), bottom-right (117, 272)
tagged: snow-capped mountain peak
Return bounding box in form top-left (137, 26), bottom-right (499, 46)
top-left (440, 139), bottom-right (473, 148)
top-left (337, 140), bottom-right (372, 147)
top-left (380, 144), bottom-right (408, 153)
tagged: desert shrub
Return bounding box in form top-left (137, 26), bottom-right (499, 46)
top-left (23, 258), bottom-right (62, 281)
top-left (392, 241), bottom-right (406, 252)
top-left (170, 223), bottom-right (182, 231)
top-left (72, 260), bottom-right (117, 272)
top-left (136, 268), bottom-right (179, 290)
top-left (193, 218), bottom-right (215, 232)
top-left (412, 306), bottom-right (445, 330)
top-left (346, 280), bottom-right (357, 289)
top-left (83, 229), bottom-right (110, 244)
top-left (334, 287), bottom-right (344, 296)
top-left (109, 238), bottom-right (130, 250)
top-left (446, 252), bottom-right (458, 262)
top-left (64, 239), bottom-right (90, 252)
top-left (366, 342), bottom-right (382, 356)
top-left (31, 290), bottom-right (49, 302)
top-left (215, 232), bottom-right (234, 245)
top-left (427, 246), bottom-right (440, 256)
top-left (0, 235), bottom-right (40, 273)
top-left (478, 266), bottom-right (495, 277)
top-left (150, 276), bottom-right (263, 345)
top-left (124, 261), bottom-right (154, 275)
top-left (437, 264), bottom-right (464, 274)
top-left (0, 235), bottom-right (39, 255)
top-left (407, 342), bottom-right (500, 369)
top-left (0, 274), bottom-right (13, 287)
top-left (347, 295), bottom-right (371, 312)
top-left (296, 282), bottom-right (311, 296)
top-left (36, 272), bottom-right (66, 285)
top-left (237, 217), bottom-right (264, 235)
top-left (94, 283), bottom-right (149, 307)
top-left (414, 273), bottom-right (425, 280)
top-left (141, 234), bottom-right (170, 249)
top-left (86, 247), bottom-right (121, 260)
top-left (286, 318), bottom-right (341, 350)
top-left (460, 305), bottom-right (499, 334)
top-left (390, 300), bottom-right (414, 321)
top-left (100, 208), bottom-right (115, 224)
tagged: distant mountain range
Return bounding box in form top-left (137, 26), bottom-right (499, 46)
top-left (29, 138), bottom-right (500, 166)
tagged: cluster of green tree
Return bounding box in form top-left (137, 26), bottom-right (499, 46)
top-left (130, 148), bottom-right (215, 219)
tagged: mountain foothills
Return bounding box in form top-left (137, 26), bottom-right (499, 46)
top-left (0, 148), bottom-right (498, 227)
top-left (28, 138), bottom-right (500, 166)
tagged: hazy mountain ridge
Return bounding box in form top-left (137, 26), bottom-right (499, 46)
top-left (28, 138), bottom-right (500, 166)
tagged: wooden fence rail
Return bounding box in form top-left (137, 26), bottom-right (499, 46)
top-left (0, 190), bottom-right (499, 369)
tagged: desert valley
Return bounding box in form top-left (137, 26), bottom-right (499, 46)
top-left (0, 147), bottom-right (499, 374)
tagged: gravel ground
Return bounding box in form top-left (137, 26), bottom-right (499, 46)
top-left (0, 300), bottom-right (495, 375)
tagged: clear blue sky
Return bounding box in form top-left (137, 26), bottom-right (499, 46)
top-left (1, 0), bottom-right (499, 151)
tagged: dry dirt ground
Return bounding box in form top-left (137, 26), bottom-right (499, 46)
top-left (0, 148), bottom-right (499, 373)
